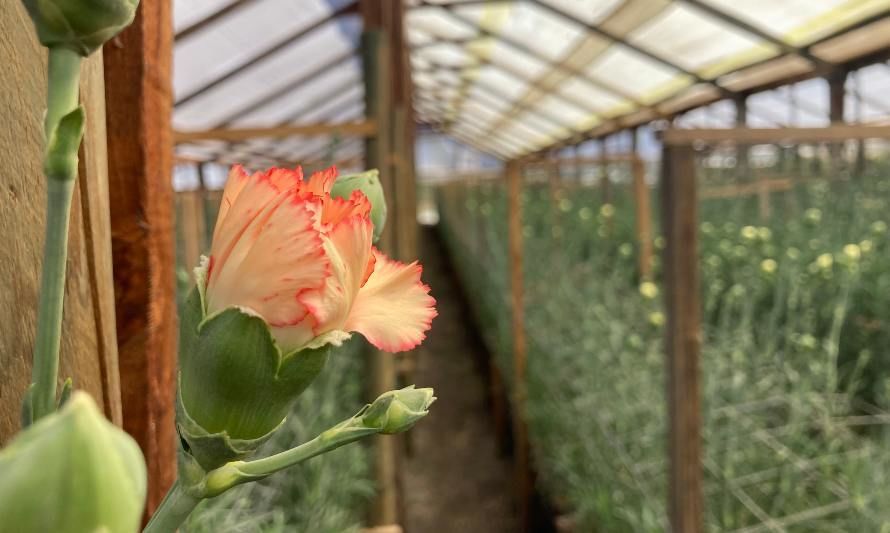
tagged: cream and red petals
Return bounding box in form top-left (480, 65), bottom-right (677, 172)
top-left (204, 165), bottom-right (436, 353)
top-left (345, 250), bottom-right (437, 353)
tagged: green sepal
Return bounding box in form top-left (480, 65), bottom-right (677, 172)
top-left (21, 0), bottom-right (139, 56)
top-left (20, 384), bottom-right (35, 429)
top-left (178, 286), bottom-right (330, 469)
top-left (175, 383), bottom-right (282, 472)
top-left (331, 169), bottom-right (387, 242)
top-left (44, 106), bottom-right (84, 180)
top-left (57, 377), bottom-right (73, 408)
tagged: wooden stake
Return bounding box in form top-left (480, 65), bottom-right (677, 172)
top-left (362, 24), bottom-right (399, 527)
top-left (103, 0), bottom-right (177, 516)
top-left (506, 159), bottom-right (532, 532)
top-left (178, 190), bottom-right (206, 273)
top-left (661, 144), bottom-right (704, 533)
top-left (631, 155), bottom-right (653, 280)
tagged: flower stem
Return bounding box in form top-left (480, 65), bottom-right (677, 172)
top-left (30, 47), bottom-right (83, 422)
top-left (142, 479), bottom-right (201, 533)
top-left (202, 422), bottom-right (378, 496)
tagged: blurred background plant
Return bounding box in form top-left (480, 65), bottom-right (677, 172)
top-left (435, 154), bottom-right (890, 532)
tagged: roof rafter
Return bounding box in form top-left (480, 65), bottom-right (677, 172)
top-left (212, 50), bottom-right (357, 128)
top-left (677, 0), bottom-right (832, 70)
top-left (175, 0), bottom-right (359, 108)
top-left (528, 0), bottom-right (738, 99)
top-left (175, 0), bottom-right (263, 41)
top-left (414, 4), bottom-right (656, 112)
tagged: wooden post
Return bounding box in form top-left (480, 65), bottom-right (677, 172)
top-left (660, 143), bottom-right (704, 533)
top-left (828, 70), bottom-right (847, 175)
top-left (756, 170), bottom-right (771, 221)
top-left (103, 1), bottom-right (177, 516)
top-left (506, 159), bottom-right (532, 532)
top-left (631, 129), bottom-right (653, 280)
top-left (735, 95), bottom-right (750, 180)
top-left (362, 12), bottom-right (399, 525)
top-left (179, 189), bottom-right (206, 272)
top-left (1, 2), bottom-right (122, 438)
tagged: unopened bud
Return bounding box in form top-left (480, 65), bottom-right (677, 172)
top-left (361, 386), bottom-right (435, 434)
top-left (0, 392), bottom-right (146, 533)
top-left (331, 170), bottom-right (387, 242)
top-left (22, 0), bottom-right (139, 56)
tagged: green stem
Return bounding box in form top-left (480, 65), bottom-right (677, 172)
top-left (142, 479), bottom-right (201, 533)
top-left (203, 422), bottom-right (377, 496)
top-left (30, 46), bottom-right (83, 422)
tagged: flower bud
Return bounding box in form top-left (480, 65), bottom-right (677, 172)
top-left (361, 386), bottom-right (435, 434)
top-left (22, 0), bottom-right (139, 56)
top-left (330, 169), bottom-right (387, 242)
top-left (0, 392), bottom-right (146, 533)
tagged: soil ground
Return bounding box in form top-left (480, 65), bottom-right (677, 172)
top-left (400, 228), bottom-right (518, 533)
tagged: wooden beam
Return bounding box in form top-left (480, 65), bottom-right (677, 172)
top-left (661, 144), bottom-right (704, 533)
top-left (699, 177), bottom-right (793, 200)
top-left (506, 160), bottom-right (532, 532)
top-left (661, 125), bottom-right (890, 145)
top-left (103, 0), bottom-right (177, 517)
top-left (173, 120), bottom-right (378, 143)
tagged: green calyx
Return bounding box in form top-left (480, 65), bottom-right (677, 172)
top-left (177, 284), bottom-right (330, 471)
top-left (360, 386), bottom-right (436, 434)
top-left (0, 392), bottom-right (147, 533)
top-left (21, 0), bottom-right (139, 56)
top-left (331, 169), bottom-right (387, 242)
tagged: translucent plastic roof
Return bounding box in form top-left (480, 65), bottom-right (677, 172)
top-left (173, 0), bottom-right (364, 169)
top-left (172, 0), bottom-right (890, 166)
top-left (408, 0), bottom-right (890, 159)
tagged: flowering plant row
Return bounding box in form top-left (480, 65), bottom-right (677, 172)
top-left (0, 2), bottom-right (437, 531)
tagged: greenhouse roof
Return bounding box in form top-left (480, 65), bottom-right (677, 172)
top-left (172, 0), bottom-right (890, 165)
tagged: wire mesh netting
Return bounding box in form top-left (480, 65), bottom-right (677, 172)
top-left (435, 141), bottom-right (890, 532)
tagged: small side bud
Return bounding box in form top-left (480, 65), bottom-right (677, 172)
top-left (361, 386), bottom-right (435, 434)
top-left (0, 391), bottom-right (147, 533)
top-left (330, 170), bottom-right (387, 242)
top-left (21, 0), bottom-right (139, 56)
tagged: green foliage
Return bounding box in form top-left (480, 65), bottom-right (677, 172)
top-left (437, 163), bottom-right (890, 532)
top-left (183, 337), bottom-right (374, 533)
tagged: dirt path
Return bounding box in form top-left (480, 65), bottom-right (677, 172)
top-left (400, 228), bottom-right (518, 533)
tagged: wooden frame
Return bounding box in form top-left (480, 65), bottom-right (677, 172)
top-left (103, 0), bottom-right (177, 517)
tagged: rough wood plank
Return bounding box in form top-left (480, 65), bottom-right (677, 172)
top-left (506, 159), bottom-right (532, 532)
top-left (661, 145), bottom-right (704, 533)
top-left (0, 2), bottom-right (113, 440)
top-left (78, 52), bottom-right (123, 426)
top-left (103, 0), bottom-right (177, 516)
